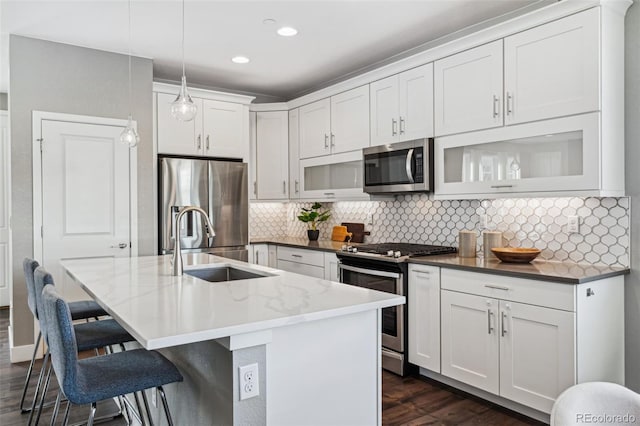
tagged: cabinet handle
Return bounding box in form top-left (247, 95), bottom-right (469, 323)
top-left (291, 254), bottom-right (303, 258)
top-left (391, 118), bottom-right (398, 136)
top-left (324, 134), bottom-right (329, 149)
top-left (330, 133), bottom-right (335, 147)
top-left (506, 92), bottom-right (513, 116)
top-left (413, 270), bottom-right (431, 275)
top-left (253, 181), bottom-right (257, 196)
top-left (399, 117), bottom-right (405, 135)
top-left (324, 192), bottom-right (335, 197)
top-left (501, 312), bottom-right (508, 337)
top-left (295, 180), bottom-right (299, 193)
top-left (487, 309), bottom-right (494, 334)
top-left (492, 95), bottom-right (500, 118)
top-left (197, 134), bottom-right (202, 150)
top-left (110, 243), bottom-right (128, 249)
top-left (485, 284), bottom-right (510, 291)
top-left (256, 251), bottom-right (259, 264)
top-left (206, 135), bottom-right (210, 150)
top-left (490, 185), bottom-right (513, 189)
top-left (283, 180), bottom-right (286, 194)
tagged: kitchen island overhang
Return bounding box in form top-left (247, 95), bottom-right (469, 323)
top-left (61, 253), bottom-right (404, 426)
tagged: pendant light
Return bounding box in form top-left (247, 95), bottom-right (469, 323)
top-left (171, 0), bottom-right (197, 122)
top-left (120, 0), bottom-right (139, 148)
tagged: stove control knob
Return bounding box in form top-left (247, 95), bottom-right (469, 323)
top-left (394, 251), bottom-right (402, 258)
top-left (387, 250), bottom-right (394, 257)
top-left (352, 248), bottom-right (358, 253)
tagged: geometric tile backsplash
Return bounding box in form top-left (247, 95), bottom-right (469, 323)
top-left (250, 195), bottom-right (630, 268)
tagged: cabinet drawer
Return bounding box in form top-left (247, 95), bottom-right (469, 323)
top-left (276, 246), bottom-right (325, 267)
top-left (441, 268), bottom-right (575, 311)
top-left (277, 260), bottom-right (325, 279)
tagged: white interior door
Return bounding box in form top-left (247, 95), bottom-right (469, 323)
top-left (39, 119), bottom-right (132, 301)
top-left (0, 112), bottom-right (10, 307)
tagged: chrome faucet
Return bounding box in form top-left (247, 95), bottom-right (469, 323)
top-left (172, 206), bottom-right (215, 276)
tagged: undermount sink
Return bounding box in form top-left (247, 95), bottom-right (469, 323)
top-left (184, 266), bottom-right (269, 283)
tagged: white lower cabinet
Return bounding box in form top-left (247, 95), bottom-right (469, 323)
top-left (437, 267), bottom-right (623, 415)
top-left (276, 246), bottom-right (325, 279)
top-left (324, 252), bottom-right (340, 282)
top-left (251, 244), bottom-right (270, 266)
top-left (408, 265), bottom-right (441, 372)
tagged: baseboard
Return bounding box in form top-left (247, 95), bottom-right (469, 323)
top-left (8, 325), bottom-right (36, 363)
top-left (418, 368), bottom-right (550, 424)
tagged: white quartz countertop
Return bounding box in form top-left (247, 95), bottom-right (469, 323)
top-left (61, 254), bottom-right (404, 350)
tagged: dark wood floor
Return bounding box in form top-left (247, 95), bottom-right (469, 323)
top-left (1, 308), bottom-right (543, 425)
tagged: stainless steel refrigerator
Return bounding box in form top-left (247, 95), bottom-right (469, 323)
top-left (159, 157), bottom-right (249, 261)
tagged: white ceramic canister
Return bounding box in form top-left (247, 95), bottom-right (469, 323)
top-left (458, 230), bottom-right (477, 258)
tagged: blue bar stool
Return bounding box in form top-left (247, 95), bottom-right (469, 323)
top-left (29, 267), bottom-right (136, 425)
top-left (19, 258), bottom-right (109, 414)
top-left (41, 285), bottom-right (183, 426)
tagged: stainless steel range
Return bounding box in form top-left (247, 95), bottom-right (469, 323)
top-left (337, 243), bottom-right (457, 376)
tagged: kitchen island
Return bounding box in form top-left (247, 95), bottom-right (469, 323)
top-left (62, 253), bottom-right (404, 426)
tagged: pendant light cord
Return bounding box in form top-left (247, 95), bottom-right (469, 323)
top-left (128, 0), bottom-right (132, 117)
top-left (181, 0), bottom-right (186, 78)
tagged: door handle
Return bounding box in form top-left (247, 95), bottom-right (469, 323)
top-left (399, 117), bottom-right (405, 135)
top-left (391, 118), bottom-right (398, 136)
top-left (111, 243), bottom-right (128, 249)
top-left (405, 148), bottom-right (415, 184)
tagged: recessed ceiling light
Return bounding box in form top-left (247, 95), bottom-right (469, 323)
top-left (263, 18), bottom-right (276, 25)
top-left (232, 56), bottom-right (250, 64)
top-left (277, 26), bottom-right (298, 37)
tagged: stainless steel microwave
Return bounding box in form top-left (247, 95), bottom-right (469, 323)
top-left (363, 138), bottom-right (433, 194)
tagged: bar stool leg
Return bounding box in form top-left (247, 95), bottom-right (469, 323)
top-left (158, 386), bottom-right (174, 426)
top-left (141, 391), bottom-right (155, 426)
top-left (33, 361), bottom-right (53, 425)
top-left (61, 401), bottom-right (71, 426)
top-left (19, 331), bottom-right (42, 413)
top-left (87, 402), bottom-right (97, 426)
top-left (50, 390), bottom-right (62, 426)
top-left (27, 350), bottom-right (50, 425)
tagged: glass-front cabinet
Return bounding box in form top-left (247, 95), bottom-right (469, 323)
top-left (299, 150), bottom-right (368, 200)
top-left (435, 113), bottom-right (604, 198)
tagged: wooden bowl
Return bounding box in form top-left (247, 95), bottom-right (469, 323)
top-left (491, 247), bottom-right (541, 263)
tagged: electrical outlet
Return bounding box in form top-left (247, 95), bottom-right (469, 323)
top-left (239, 363), bottom-right (259, 400)
top-left (567, 215), bottom-right (580, 233)
top-left (151, 388), bottom-right (157, 407)
top-left (366, 213), bottom-right (373, 226)
top-left (480, 214), bottom-right (489, 229)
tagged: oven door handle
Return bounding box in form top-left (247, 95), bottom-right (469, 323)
top-left (338, 263), bottom-right (402, 279)
top-left (405, 148), bottom-right (415, 184)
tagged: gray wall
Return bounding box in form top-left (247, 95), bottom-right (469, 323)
top-left (0, 93), bottom-right (7, 110)
top-left (625, 0), bottom-right (640, 391)
top-left (9, 35), bottom-right (154, 346)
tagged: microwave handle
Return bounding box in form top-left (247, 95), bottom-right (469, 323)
top-left (405, 148), bottom-right (415, 184)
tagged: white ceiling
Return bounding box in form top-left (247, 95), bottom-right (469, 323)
top-left (0, 0), bottom-right (552, 102)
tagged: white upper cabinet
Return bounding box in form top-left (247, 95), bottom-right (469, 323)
top-left (255, 111), bottom-right (289, 200)
top-left (202, 100), bottom-right (246, 159)
top-left (288, 108), bottom-right (301, 199)
top-left (157, 92), bottom-right (203, 156)
top-left (299, 98), bottom-right (331, 159)
top-left (435, 41), bottom-right (503, 137)
top-left (371, 64), bottom-right (433, 145)
top-left (370, 75), bottom-right (399, 145)
top-left (155, 85), bottom-right (252, 160)
top-left (330, 85), bottom-right (370, 154)
top-left (504, 8), bottom-right (600, 125)
top-left (299, 86), bottom-right (369, 159)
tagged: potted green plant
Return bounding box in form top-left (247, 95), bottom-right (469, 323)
top-left (297, 202), bottom-right (331, 241)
